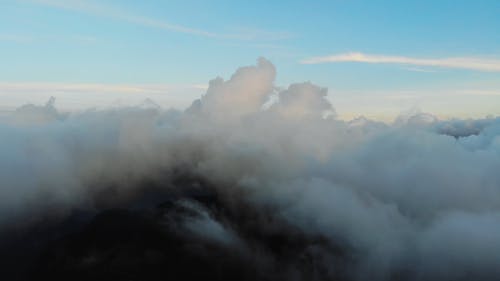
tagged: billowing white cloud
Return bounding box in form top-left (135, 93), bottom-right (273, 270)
top-left (301, 52), bottom-right (500, 72)
top-left (188, 57), bottom-right (276, 120)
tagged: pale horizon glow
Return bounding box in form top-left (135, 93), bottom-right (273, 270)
top-left (0, 81), bottom-right (207, 94)
top-left (0, 82), bottom-right (206, 111)
top-left (0, 81), bottom-right (497, 122)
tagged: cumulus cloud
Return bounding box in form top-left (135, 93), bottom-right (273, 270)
top-left (188, 57), bottom-right (276, 120)
top-left (1, 58), bottom-right (500, 281)
top-left (301, 52), bottom-right (500, 72)
top-left (271, 82), bottom-right (335, 118)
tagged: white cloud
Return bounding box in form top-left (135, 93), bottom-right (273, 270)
top-left (301, 52), bottom-right (500, 72)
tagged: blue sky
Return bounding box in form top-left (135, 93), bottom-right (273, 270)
top-left (1, 0), bottom-right (499, 119)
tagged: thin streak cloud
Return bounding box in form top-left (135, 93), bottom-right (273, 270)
top-left (300, 52), bottom-right (500, 72)
top-left (30, 0), bottom-right (291, 41)
top-left (403, 67), bottom-right (439, 73)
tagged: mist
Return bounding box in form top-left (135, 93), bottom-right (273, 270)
top-left (1, 58), bottom-right (500, 281)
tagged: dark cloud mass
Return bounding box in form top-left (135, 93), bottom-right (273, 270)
top-left (1, 58), bottom-right (500, 281)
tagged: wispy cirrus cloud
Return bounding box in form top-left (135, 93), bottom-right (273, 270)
top-left (0, 34), bottom-right (35, 43)
top-left (29, 0), bottom-right (291, 41)
top-left (300, 52), bottom-right (500, 72)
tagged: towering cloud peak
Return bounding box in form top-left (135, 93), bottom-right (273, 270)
top-left (188, 58), bottom-right (335, 126)
top-left (190, 57), bottom-right (276, 120)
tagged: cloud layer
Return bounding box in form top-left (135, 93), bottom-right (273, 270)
top-left (1, 58), bottom-right (500, 281)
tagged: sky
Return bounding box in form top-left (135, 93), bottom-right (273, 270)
top-left (0, 0), bottom-right (499, 120)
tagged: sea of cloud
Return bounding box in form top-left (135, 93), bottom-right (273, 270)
top-left (1, 58), bottom-right (499, 281)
